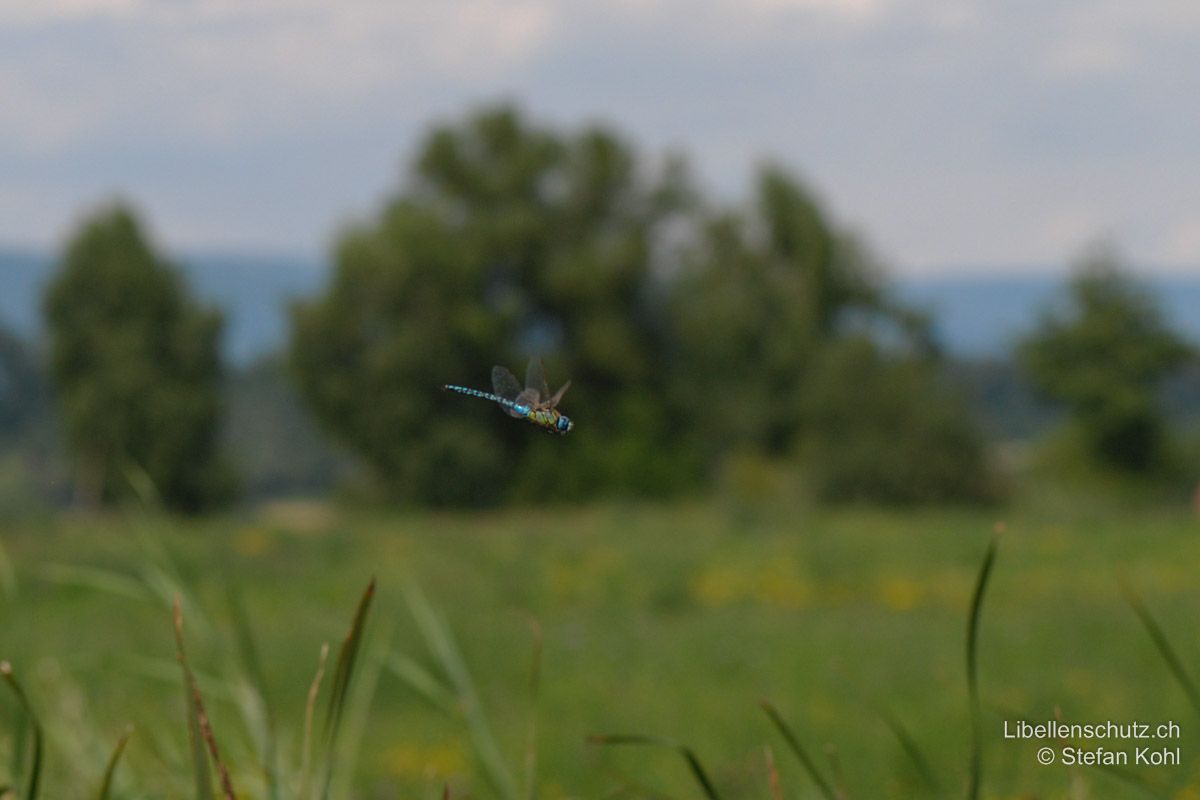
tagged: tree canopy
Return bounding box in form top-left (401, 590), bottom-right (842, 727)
top-left (44, 204), bottom-right (230, 511)
top-left (1019, 249), bottom-right (1192, 472)
top-left (291, 107), bottom-right (693, 504)
top-left (292, 105), bottom-right (993, 506)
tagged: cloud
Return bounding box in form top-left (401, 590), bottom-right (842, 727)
top-left (0, 0), bottom-right (147, 27)
top-left (0, 72), bottom-right (106, 155)
top-left (1, 1), bottom-right (556, 152)
top-left (2, 0), bottom-right (1200, 268)
top-left (714, 0), bottom-right (892, 26)
top-left (1043, 37), bottom-right (1135, 80)
top-left (1163, 218), bottom-right (1200, 266)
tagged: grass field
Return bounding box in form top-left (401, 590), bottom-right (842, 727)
top-left (1, 495), bottom-right (1198, 799)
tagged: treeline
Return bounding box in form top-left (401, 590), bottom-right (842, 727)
top-left (2, 106), bottom-right (1195, 512)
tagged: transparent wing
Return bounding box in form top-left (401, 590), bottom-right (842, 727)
top-left (525, 358), bottom-right (551, 403)
top-left (491, 365), bottom-right (527, 418)
top-left (492, 365), bottom-right (523, 400)
top-left (547, 380), bottom-right (571, 409)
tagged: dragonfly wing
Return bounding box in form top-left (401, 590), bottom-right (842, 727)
top-left (514, 388), bottom-right (539, 410)
top-left (491, 365), bottom-right (527, 418)
top-left (525, 358), bottom-right (551, 404)
top-left (547, 380), bottom-right (571, 409)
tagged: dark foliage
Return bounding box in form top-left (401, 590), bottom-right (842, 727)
top-left (1019, 250), bottom-right (1192, 473)
top-left (290, 106), bottom-right (998, 506)
top-left (43, 204), bottom-right (233, 511)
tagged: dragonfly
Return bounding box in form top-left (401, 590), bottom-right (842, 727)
top-left (444, 358), bottom-right (574, 435)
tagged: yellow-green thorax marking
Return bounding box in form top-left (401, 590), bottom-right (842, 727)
top-left (527, 406), bottom-right (573, 434)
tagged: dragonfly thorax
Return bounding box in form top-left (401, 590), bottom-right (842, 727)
top-left (530, 410), bottom-right (571, 434)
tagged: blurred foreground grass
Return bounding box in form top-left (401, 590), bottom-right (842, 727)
top-left (1, 497), bottom-right (1198, 798)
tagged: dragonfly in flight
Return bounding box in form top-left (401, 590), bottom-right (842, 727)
top-left (444, 358), bottom-right (574, 435)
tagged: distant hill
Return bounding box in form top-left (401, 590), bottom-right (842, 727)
top-left (0, 247), bottom-right (324, 364)
top-left (896, 273), bottom-right (1200, 356)
top-left (2, 246), bottom-right (1198, 362)
top-left (3, 248), bottom-right (1196, 502)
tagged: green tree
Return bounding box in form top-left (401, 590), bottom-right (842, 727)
top-left (291, 106), bottom-right (695, 505)
top-left (804, 337), bottom-right (996, 503)
top-left (669, 167), bottom-right (898, 458)
top-left (44, 204), bottom-right (230, 511)
top-left (669, 167), bottom-right (991, 502)
top-left (0, 325), bottom-right (46, 447)
top-left (1019, 249), bottom-right (1190, 472)
top-left (293, 106), bottom-right (991, 506)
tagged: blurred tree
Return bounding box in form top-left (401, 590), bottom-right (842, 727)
top-left (44, 204), bottom-right (231, 511)
top-left (668, 209), bottom-right (818, 460)
top-left (670, 167), bottom-right (902, 458)
top-left (1019, 249), bottom-right (1191, 472)
top-left (224, 356), bottom-right (353, 499)
top-left (293, 107), bottom-right (994, 507)
top-left (669, 167), bottom-right (993, 502)
top-left (757, 167), bottom-right (881, 337)
top-left (0, 325), bottom-right (46, 446)
top-left (804, 337), bottom-right (996, 503)
top-left (291, 106), bottom-right (696, 505)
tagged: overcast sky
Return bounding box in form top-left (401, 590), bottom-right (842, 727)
top-left (3, 0), bottom-right (1199, 275)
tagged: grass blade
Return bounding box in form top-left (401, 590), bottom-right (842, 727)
top-left (7, 700), bottom-right (28, 797)
top-left (135, 524), bottom-right (213, 639)
top-left (122, 461), bottom-right (163, 511)
top-left (386, 655), bottom-right (456, 716)
top-left (965, 532), bottom-right (999, 800)
top-left (760, 701), bottom-right (836, 800)
top-left (824, 744), bottom-right (848, 799)
top-left (322, 579), bottom-right (375, 745)
top-left (1, 661), bottom-right (43, 800)
top-left (95, 726), bottom-right (134, 800)
top-left (325, 629), bottom-right (390, 800)
top-left (225, 580), bottom-right (281, 800)
top-left (588, 734), bottom-right (722, 800)
top-left (879, 709), bottom-right (940, 791)
top-left (1120, 579), bottom-right (1200, 717)
top-left (764, 746), bottom-right (782, 800)
top-left (0, 535), bottom-right (16, 599)
top-left (174, 598), bottom-right (214, 800)
top-left (402, 581), bottom-right (518, 800)
top-left (119, 656), bottom-right (240, 704)
top-left (298, 643), bottom-right (329, 800)
top-left (318, 578), bottom-right (376, 799)
top-left (174, 596), bottom-right (236, 800)
top-left (35, 563), bottom-right (152, 603)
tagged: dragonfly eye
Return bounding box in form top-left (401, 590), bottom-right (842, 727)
top-left (557, 416), bottom-right (572, 433)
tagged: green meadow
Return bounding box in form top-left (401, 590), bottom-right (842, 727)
top-left (1, 495), bottom-right (1198, 799)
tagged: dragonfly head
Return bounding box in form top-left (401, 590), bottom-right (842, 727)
top-left (556, 415), bottom-right (573, 434)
